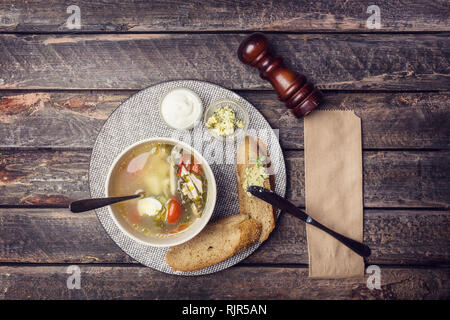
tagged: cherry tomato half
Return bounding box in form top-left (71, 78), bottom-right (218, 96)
top-left (167, 197), bottom-right (183, 224)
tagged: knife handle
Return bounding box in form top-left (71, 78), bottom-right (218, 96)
top-left (246, 186), bottom-right (371, 258)
top-left (307, 217), bottom-right (371, 257)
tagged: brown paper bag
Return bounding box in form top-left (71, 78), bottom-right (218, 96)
top-left (304, 110), bottom-right (364, 278)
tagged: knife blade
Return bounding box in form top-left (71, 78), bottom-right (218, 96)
top-left (247, 185), bottom-right (371, 258)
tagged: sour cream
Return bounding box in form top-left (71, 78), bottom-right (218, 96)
top-left (160, 88), bottom-right (203, 130)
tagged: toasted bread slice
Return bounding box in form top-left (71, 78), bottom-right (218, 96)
top-left (236, 136), bottom-right (275, 242)
top-left (165, 214), bottom-right (261, 272)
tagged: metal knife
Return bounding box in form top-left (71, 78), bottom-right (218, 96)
top-left (247, 186), bottom-right (371, 258)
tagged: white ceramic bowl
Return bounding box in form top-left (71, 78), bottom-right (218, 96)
top-left (105, 137), bottom-right (217, 247)
top-left (159, 87), bottom-right (203, 130)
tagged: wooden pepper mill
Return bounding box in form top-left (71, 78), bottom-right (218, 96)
top-left (237, 33), bottom-right (322, 118)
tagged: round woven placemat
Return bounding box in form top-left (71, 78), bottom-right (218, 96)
top-left (89, 80), bottom-right (286, 275)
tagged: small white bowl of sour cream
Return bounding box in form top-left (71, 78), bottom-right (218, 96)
top-left (159, 87), bottom-right (203, 130)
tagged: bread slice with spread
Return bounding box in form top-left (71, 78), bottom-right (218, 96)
top-left (236, 136), bottom-right (275, 242)
top-left (165, 214), bottom-right (262, 272)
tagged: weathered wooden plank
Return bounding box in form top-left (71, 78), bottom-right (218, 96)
top-left (285, 151), bottom-right (450, 208)
top-left (1, 91), bottom-right (449, 149)
top-left (0, 34), bottom-right (448, 90)
top-left (0, 0), bottom-right (449, 32)
top-left (252, 210), bottom-right (450, 265)
top-left (0, 208), bottom-right (448, 265)
top-left (0, 150), bottom-right (89, 206)
top-left (1, 150), bottom-right (449, 208)
top-left (0, 265), bottom-right (448, 299)
top-left (0, 208), bottom-right (133, 264)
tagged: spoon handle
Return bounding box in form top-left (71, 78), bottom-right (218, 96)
top-left (69, 194), bottom-right (141, 213)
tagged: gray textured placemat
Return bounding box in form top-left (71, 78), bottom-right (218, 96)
top-left (89, 80), bottom-right (286, 275)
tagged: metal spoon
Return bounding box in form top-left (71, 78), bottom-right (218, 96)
top-left (69, 194), bottom-right (143, 213)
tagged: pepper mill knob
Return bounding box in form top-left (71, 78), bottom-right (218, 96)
top-left (237, 33), bottom-right (322, 118)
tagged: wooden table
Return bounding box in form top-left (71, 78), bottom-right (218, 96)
top-left (0, 1), bottom-right (449, 300)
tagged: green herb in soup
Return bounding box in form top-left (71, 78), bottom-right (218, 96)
top-left (109, 143), bottom-right (207, 237)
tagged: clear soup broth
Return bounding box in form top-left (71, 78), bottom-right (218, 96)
top-left (109, 142), bottom-right (208, 237)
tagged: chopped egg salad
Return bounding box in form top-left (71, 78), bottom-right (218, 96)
top-left (243, 157), bottom-right (269, 197)
top-left (205, 106), bottom-right (244, 137)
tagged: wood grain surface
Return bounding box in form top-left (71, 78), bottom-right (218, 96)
top-left (0, 0), bottom-right (449, 32)
top-left (0, 265), bottom-right (448, 299)
top-left (0, 208), bottom-right (448, 265)
top-left (0, 0), bottom-right (449, 300)
top-left (1, 91), bottom-right (449, 149)
top-left (0, 34), bottom-right (448, 90)
top-left (1, 149), bottom-right (449, 208)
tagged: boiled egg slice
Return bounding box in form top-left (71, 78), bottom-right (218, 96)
top-left (137, 197), bottom-right (162, 217)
